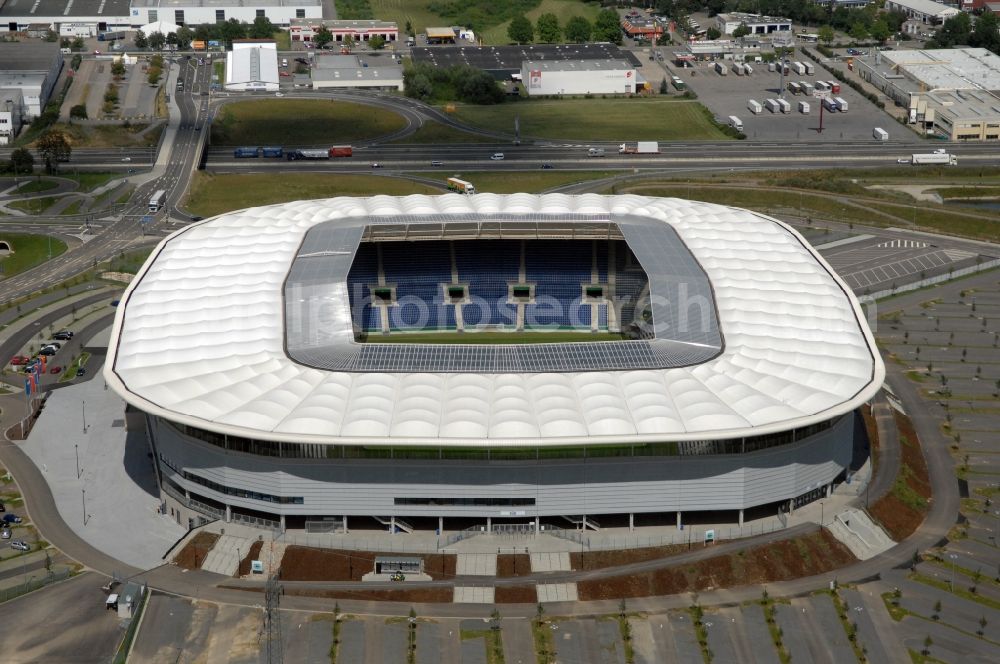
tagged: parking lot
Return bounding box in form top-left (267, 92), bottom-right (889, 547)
top-left (672, 50), bottom-right (903, 142)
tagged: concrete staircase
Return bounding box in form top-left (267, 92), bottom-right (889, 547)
top-left (826, 508), bottom-right (895, 560)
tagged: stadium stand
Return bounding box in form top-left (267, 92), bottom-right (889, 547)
top-left (454, 239), bottom-right (519, 328)
top-left (346, 243), bottom-right (382, 332)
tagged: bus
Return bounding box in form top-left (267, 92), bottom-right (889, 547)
top-left (149, 190), bottom-right (166, 212)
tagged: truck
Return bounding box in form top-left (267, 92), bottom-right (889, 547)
top-left (777, 98), bottom-right (791, 114)
top-left (619, 142), bottom-right (660, 154)
top-left (714, 62), bottom-right (727, 76)
top-left (587, 148), bottom-right (606, 157)
top-left (873, 127), bottom-right (889, 141)
top-left (234, 147), bottom-right (260, 158)
top-left (815, 81), bottom-right (829, 92)
top-left (728, 116), bottom-right (743, 131)
top-left (822, 97), bottom-right (839, 112)
top-left (792, 61), bottom-right (806, 75)
top-left (747, 99), bottom-right (763, 114)
top-left (671, 76), bottom-right (685, 90)
top-left (261, 146), bottom-right (284, 158)
top-left (912, 153), bottom-right (958, 166)
top-left (447, 177), bottom-right (476, 194)
top-left (834, 97), bottom-right (848, 112)
top-left (328, 146), bottom-right (353, 158)
top-left (148, 190), bottom-right (166, 212)
top-left (788, 81), bottom-right (802, 95)
top-left (802, 81), bottom-right (815, 95)
top-left (805, 63), bottom-right (815, 75)
top-left (828, 81), bottom-right (841, 94)
top-left (798, 100), bottom-right (810, 114)
top-left (97, 31), bottom-right (126, 42)
top-left (743, 63), bottom-right (753, 76)
top-left (765, 98), bottom-right (780, 114)
top-left (732, 62), bottom-right (744, 76)
top-left (287, 149), bottom-right (331, 160)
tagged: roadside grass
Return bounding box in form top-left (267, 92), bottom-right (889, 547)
top-left (102, 248), bottom-right (155, 275)
top-left (210, 99), bottom-right (407, 145)
top-left (58, 352), bottom-right (91, 382)
top-left (424, 170), bottom-right (616, 193)
top-left (7, 196), bottom-right (59, 214)
top-left (532, 616), bottom-right (556, 664)
top-left (866, 201), bottom-right (1000, 242)
top-left (60, 199), bottom-right (84, 215)
top-left (67, 172), bottom-right (120, 192)
top-left (114, 187), bottom-right (134, 205)
top-left (911, 572), bottom-right (1000, 611)
top-left (185, 172), bottom-right (438, 217)
top-left (12, 179), bottom-right (59, 194)
top-left (388, 120), bottom-right (487, 144)
top-left (932, 186), bottom-right (1000, 199)
top-left (449, 98), bottom-right (732, 141)
top-left (213, 60), bottom-right (224, 84)
top-left (0, 233), bottom-right (66, 277)
top-left (31, 122), bottom-right (160, 148)
top-left (881, 591), bottom-right (912, 622)
top-left (272, 30), bottom-right (290, 49)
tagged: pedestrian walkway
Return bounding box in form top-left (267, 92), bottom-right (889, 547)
top-left (201, 534), bottom-right (243, 577)
top-left (530, 552), bottom-right (570, 572)
top-left (454, 586), bottom-right (495, 604)
top-left (456, 553), bottom-right (497, 576)
top-left (826, 508), bottom-right (895, 560)
top-left (537, 583), bottom-right (577, 603)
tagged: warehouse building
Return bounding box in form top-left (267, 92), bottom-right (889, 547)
top-left (1, 0), bottom-right (132, 33)
top-left (0, 42), bottom-right (63, 119)
top-left (716, 12), bottom-right (793, 36)
top-left (310, 54), bottom-right (403, 91)
top-left (129, 0), bottom-right (321, 27)
top-left (225, 39), bottom-right (279, 91)
top-left (289, 19), bottom-right (399, 45)
top-left (0, 89), bottom-right (25, 145)
top-left (883, 0), bottom-right (960, 24)
top-left (522, 59), bottom-right (642, 96)
top-left (855, 47), bottom-right (1000, 140)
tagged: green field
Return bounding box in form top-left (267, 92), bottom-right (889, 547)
top-left (185, 172), bottom-right (439, 217)
top-left (360, 330), bottom-right (630, 344)
top-left (479, 0), bottom-right (604, 45)
top-left (389, 120), bottom-right (486, 144)
top-left (450, 99), bottom-right (731, 141)
top-left (933, 186), bottom-right (1000, 199)
top-left (429, 170), bottom-right (616, 193)
top-left (211, 99), bottom-right (407, 145)
top-left (0, 233), bottom-right (68, 277)
top-left (7, 196), bottom-right (58, 214)
top-left (13, 179), bottom-right (58, 194)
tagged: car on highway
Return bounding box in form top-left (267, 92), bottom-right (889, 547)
top-left (93, 50), bottom-right (101, 55)
top-left (275, 92), bottom-right (285, 97)
top-left (490, 153), bottom-right (505, 161)
top-left (370, 162), bottom-right (382, 168)
top-left (541, 164), bottom-right (554, 169)
top-left (53, 330), bottom-right (74, 340)
top-left (10, 540), bottom-right (29, 552)
top-left (9, 356), bottom-right (29, 366)
top-left (431, 161), bottom-right (443, 166)
top-left (121, 157), bottom-right (131, 162)
top-left (897, 158), bottom-right (911, 164)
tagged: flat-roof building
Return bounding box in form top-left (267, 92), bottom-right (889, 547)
top-left (0, 0), bottom-right (132, 33)
top-left (0, 89), bottom-right (25, 145)
top-left (129, 0), bottom-right (321, 28)
top-left (522, 59), bottom-right (641, 96)
top-left (0, 42), bottom-right (63, 119)
top-left (883, 0), bottom-right (960, 24)
top-left (289, 19), bottom-right (399, 45)
top-left (310, 54), bottom-right (403, 91)
top-left (716, 12), bottom-right (793, 36)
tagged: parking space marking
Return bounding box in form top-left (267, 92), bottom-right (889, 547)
top-left (840, 248), bottom-right (972, 289)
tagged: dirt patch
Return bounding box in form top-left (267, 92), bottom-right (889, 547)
top-left (862, 404), bottom-right (880, 469)
top-left (173, 531), bottom-right (220, 570)
top-left (284, 586), bottom-right (453, 603)
top-left (577, 529), bottom-right (856, 600)
top-left (496, 554), bottom-right (531, 578)
top-left (868, 410), bottom-right (931, 541)
top-left (237, 540), bottom-right (264, 577)
top-left (570, 544), bottom-right (688, 571)
top-left (495, 585), bottom-right (537, 603)
top-left (278, 546), bottom-right (455, 581)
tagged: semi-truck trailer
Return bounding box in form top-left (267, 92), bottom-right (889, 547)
top-left (619, 142), bottom-right (659, 154)
top-left (777, 98), bottom-right (791, 113)
top-left (805, 63), bottom-right (815, 75)
top-left (261, 146), bottom-right (284, 158)
top-left (587, 148), bottom-right (606, 157)
top-left (728, 116), bottom-right (743, 131)
top-left (328, 146), bottom-right (353, 158)
top-left (834, 97), bottom-right (848, 112)
top-left (234, 147), bottom-right (260, 158)
top-left (732, 62), bottom-right (744, 76)
top-left (792, 61), bottom-right (806, 75)
top-left (798, 100), bottom-right (810, 114)
top-left (873, 127), bottom-right (889, 141)
top-left (714, 62), bottom-right (727, 76)
top-left (747, 99), bottom-right (762, 114)
top-left (788, 81), bottom-right (802, 95)
top-left (911, 153), bottom-right (957, 166)
top-left (743, 63), bottom-right (753, 76)
top-left (447, 178), bottom-right (476, 194)
top-left (822, 97), bottom-right (839, 112)
top-left (802, 82), bottom-right (815, 95)
top-left (287, 149), bottom-right (331, 160)
top-left (828, 81), bottom-right (841, 94)
top-left (765, 98), bottom-right (779, 113)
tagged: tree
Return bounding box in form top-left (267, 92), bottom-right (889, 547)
top-left (134, 30), bottom-right (148, 49)
top-left (404, 71), bottom-right (433, 101)
top-left (508, 15), bottom-right (534, 45)
top-left (659, 77), bottom-right (668, 93)
top-left (870, 19), bottom-right (890, 44)
top-left (175, 26), bottom-right (194, 50)
top-left (249, 16), bottom-right (276, 39)
top-left (971, 11), bottom-right (1000, 54)
top-left (536, 13), bottom-right (561, 43)
top-left (166, 31), bottom-right (179, 46)
top-left (111, 59), bottom-right (126, 78)
top-left (69, 104), bottom-right (88, 120)
top-left (818, 25), bottom-right (835, 45)
top-left (70, 54), bottom-right (82, 71)
top-left (315, 26), bottom-right (333, 48)
top-left (706, 27), bottom-right (721, 41)
top-left (148, 66), bottom-right (162, 85)
top-left (922, 634), bottom-right (933, 656)
top-left (369, 35), bottom-right (386, 50)
top-left (732, 23), bottom-right (750, 40)
top-left (564, 16), bottom-right (592, 43)
top-left (849, 23), bottom-right (869, 42)
top-left (148, 31), bottom-right (166, 50)
top-left (405, 20), bottom-right (413, 37)
top-left (36, 130), bottom-right (71, 173)
top-left (71, 37), bottom-right (84, 51)
top-left (457, 69), bottom-right (504, 104)
top-left (929, 12), bottom-right (971, 48)
top-left (10, 148), bottom-right (34, 175)
top-left (594, 9), bottom-right (623, 45)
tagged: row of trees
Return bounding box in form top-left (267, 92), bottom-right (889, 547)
top-left (507, 9), bottom-right (624, 45)
top-left (134, 16), bottom-right (278, 51)
top-left (404, 63), bottom-right (505, 105)
top-left (929, 11), bottom-right (1000, 53)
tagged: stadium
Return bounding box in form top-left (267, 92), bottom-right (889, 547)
top-left (105, 194), bottom-right (884, 534)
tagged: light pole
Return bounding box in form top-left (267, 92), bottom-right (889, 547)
top-left (820, 501), bottom-right (825, 526)
top-left (82, 488), bottom-right (87, 525)
top-left (75, 443), bottom-right (80, 479)
top-left (82, 400), bottom-right (87, 433)
top-left (948, 553), bottom-right (958, 591)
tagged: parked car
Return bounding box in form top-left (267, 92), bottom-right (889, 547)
top-left (279, 71), bottom-right (291, 77)
top-left (9, 356), bottom-right (29, 365)
top-left (43, 342), bottom-right (61, 349)
top-left (76, 367), bottom-right (87, 376)
top-left (10, 540), bottom-right (29, 552)
top-left (0, 530), bottom-right (10, 540)
top-left (38, 347), bottom-right (57, 356)
top-left (2, 514), bottom-right (22, 524)
top-left (53, 330), bottom-right (74, 340)
top-left (50, 366), bottom-right (62, 374)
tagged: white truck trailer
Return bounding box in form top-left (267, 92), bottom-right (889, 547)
top-left (747, 99), bottom-right (763, 114)
top-left (619, 142), bottom-right (660, 154)
top-left (873, 127), bottom-right (889, 141)
top-left (714, 61), bottom-right (727, 76)
top-left (798, 100), bottom-right (810, 114)
top-left (912, 153), bottom-right (957, 166)
top-left (728, 115), bottom-right (743, 131)
top-left (792, 61), bottom-right (806, 75)
top-left (805, 62), bottom-right (815, 75)
top-left (765, 98), bottom-right (780, 113)
top-left (777, 98), bottom-right (791, 113)
top-left (834, 97), bottom-right (848, 112)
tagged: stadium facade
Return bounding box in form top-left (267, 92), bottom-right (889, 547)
top-left (105, 195), bottom-right (883, 533)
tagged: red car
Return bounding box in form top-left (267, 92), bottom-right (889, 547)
top-left (50, 366), bottom-right (62, 374)
top-left (9, 356), bottom-right (29, 366)
top-left (279, 71), bottom-right (292, 77)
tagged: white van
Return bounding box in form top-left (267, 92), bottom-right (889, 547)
top-left (490, 153), bottom-right (505, 161)
top-left (281, 58), bottom-right (288, 67)
top-left (728, 115), bottom-right (743, 132)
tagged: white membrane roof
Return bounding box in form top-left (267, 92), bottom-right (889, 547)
top-left (104, 194), bottom-right (883, 447)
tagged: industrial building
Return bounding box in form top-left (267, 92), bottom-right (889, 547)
top-left (411, 44), bottom-right (641, 80)
top-left (224, 39), bottom-right (278, 91)
top-left (129, 0), bottom-right (321, 27)
top-left (309, 54), bottom-right (403, 91)
top-left (1, 0), bottom-right (132, 33)
top-left (105, 194), bottom-right (882, 534)
top-left (0, 89), bottom-right (25, 145)
top-left (883, 0), bottom-right (960, 24)
top-left (0, 42), bottom-right (63, 119)
top-left (522, 59), bottom-right (641, 96)
top-left (715, 12), bottom-right (793, 36)
top-left (289, 19), bottom-right (399, 45)
top-left (620, 17), bottom-right (664, 41)
top-left (855, 48), bottom-right (1000, 140)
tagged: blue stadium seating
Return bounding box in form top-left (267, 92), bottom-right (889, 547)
top-left (454, 240), bottom-right (519, 328)
top-left (381, 242), bottom-right (452, 331)
top-left (525, 240), bottom-right (594, 329)
top-left (346, 243), bottom-right (381, 332)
